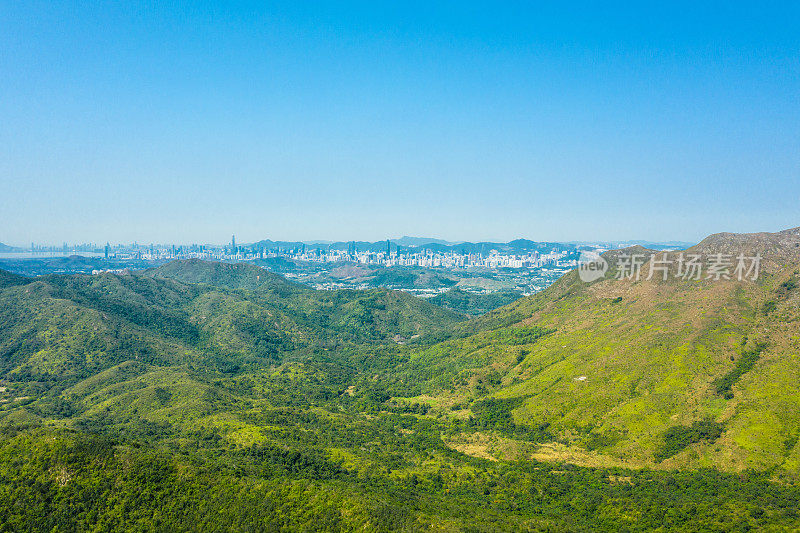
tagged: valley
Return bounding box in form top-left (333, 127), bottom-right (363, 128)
top-left (1, 228), bottom-right (800, 530)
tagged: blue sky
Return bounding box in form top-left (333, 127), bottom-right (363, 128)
top-left (2, 2), bottom-right (798, 245)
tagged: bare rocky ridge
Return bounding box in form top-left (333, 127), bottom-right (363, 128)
top-left (591, 227), bottom-right (800, 281)
top-left (689, 227), bottom-right (800, 269)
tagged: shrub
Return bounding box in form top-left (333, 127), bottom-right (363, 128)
top-left (713, 342), bottom-right (767, 399)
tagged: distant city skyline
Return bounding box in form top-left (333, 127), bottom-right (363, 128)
top-left (3, 3), bottom-right (798, 244)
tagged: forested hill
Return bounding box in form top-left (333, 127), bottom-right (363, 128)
top-left (146, 258), bottom-right (307, 295)
top-left (0, 262), bottom-right (465, 384)
top-left (146, 259), bottom-right (466, 341)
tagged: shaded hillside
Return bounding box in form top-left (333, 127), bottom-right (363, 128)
top-left (0, 243), bottom-right (21, 253)
top-left (0, 269), bottom-right (30, 289)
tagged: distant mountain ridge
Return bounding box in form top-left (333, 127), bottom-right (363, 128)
top-left (390, 236), bottom-right (455, 246)
top-left (0, 243), bottom-right (22, 253)
top-left (251, 237), bottom-right (579, 254)
top-left (567, 239), bottom-right (695, 250)
top-left (249, 236), bottom-right (699, 254)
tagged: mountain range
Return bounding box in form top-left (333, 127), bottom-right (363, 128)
top-left (250, 236), bottom-right (696, 253)
top-left (251, 237), bottom-right (580, 254)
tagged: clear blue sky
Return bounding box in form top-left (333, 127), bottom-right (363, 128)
top-left (2, 2), bottom-right (798, 245)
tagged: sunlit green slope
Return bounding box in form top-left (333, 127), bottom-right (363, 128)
top-left (407, 228), bottom-right (800, 477)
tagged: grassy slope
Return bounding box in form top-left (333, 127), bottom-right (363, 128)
top-left (406, 230), bottom-right (800, 477)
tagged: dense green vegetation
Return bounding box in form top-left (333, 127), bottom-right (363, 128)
top-left (2, 251), bottom-right (800, 531)
top-left (429, 288), bottom-right (522, 316)
top-left (1, 428), bottom-right (799, 531)
top-left (0, 269), bottom-right (30, 289)
top-left (713, 342), bottom-right (768, 399)
top-left (147, 260), bottom-right (466, 343)
top-left (655, 421), bottom-right (726, 462)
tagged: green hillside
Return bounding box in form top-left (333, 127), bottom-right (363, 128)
top-left (148, 259), bottom-right (466, 342)
top-left (2, 241), bottom-right (800, 530)
top-left (429, 288), bottom-right (523, 316)
top-left (0, 263), bottom-right (465, 386)
top-left (402, 227), bottom-right (800, 478)
top-left (147, 258), bottom-right (305, 295)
